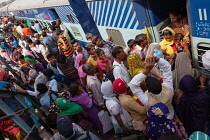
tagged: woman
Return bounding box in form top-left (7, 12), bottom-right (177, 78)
top-left (101, 79), bottom-right (132, 134)
top-left (175, 75), bottom-right (209, 136)
top-left (76, 54), bottom-right (87, 86)
top-left (112, 78), bottom-right (147, 131)
top-left (68, 84), bottom-right (113, 138)
top-left (56, 98), bottom-right (93, 131)
top-left (20, 66), bottom-right (32, 83)
top-left (173, 52), bottom-right (199, 90)
top-left (127, 52), bottom-right (144, 78)
top-left (147, 102), bottom-right (176, 140)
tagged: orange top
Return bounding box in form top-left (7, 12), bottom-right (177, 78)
top-left (22, 28), bottom-right (31, 37)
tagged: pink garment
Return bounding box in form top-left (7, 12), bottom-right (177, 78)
top-left (69, 90), bottom-right (93, 110)
top-left (97, 55), bottom-right (111, 75)
top-left (76, 54), bottom-right (83, 69)
top-left (78, 65), bottom-right (87, 78)
top-left (22, 48), bottom-right (33, 57)
top-left (76, 54), bottom-right (87, 85)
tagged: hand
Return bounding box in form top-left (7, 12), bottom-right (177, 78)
top-left (143, 56), bottom-right (156, 75)
top-left (200, 75), bottom-right (207, 86)
top-left (86, 85), bottom-right (91, 92)
top-left (107, 36), bottom-right (112, 41)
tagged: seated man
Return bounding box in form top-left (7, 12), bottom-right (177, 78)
top-left (129, 56), bottom-right (174, 119)
top-left (51, 115), bottom-right (100, 140)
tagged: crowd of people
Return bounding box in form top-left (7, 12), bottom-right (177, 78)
top-left (0, 9), bottom-right (210, 140)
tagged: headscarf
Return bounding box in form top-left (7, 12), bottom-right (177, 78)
top-left (173, 52), bottom-right (195, 90)
top-left (56, 98), bottom-right (83, 116)
top-left (160, 27), bottom-right (176, 58)
top-left (147, 102), bottom-right (176, 140)
top-left (76, 54), bottom-right (83, 69)
top-left (68, 90), bottom-right (93, 109)
top-left (127, 53), bottom-right (144, 78)
top-left (101, 80), bottom-right (119, 103)
top-left (176, 75), bottom-right (209, 135)
top-left (112, 78), bottom-right (128, 95)
top-left (146, 43), bottom-right (161, 59)
top-left (202, 50), bottom-right (210, 70)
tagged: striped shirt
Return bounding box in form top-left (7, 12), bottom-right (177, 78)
top-left (58, 37), bottom-right (74, 58)
top-left (58, 58), bottom-right (79, 82)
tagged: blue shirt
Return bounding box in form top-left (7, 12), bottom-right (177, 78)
top-left (34, 23), bottom-right (42, 33)
top-left (40, 79), bottom-right (59, 111)
top-left (47, 63), bottom-right (60, 76)
top-left (43, 35), bottom-right (58, 53)
top-left (12, 40), bottom-right (19, 47)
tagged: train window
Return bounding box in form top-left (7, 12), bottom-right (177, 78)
top-left (70, 26), bottom-right (83, 40)
top-left (196, 43), bottom-right (210, 73)
top-left (66, 14), bottom-right (74, 23)
top-left (106, 29), bottom-right (126, 48)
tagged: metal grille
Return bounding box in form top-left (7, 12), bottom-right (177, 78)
top-left (197, 43), bottom-right (210, 71)
top-left (70, 26), bottom-right (83, 40)
top-left (106, 29), bottom-right (126, 48)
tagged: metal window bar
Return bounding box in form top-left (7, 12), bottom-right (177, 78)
top-left (106, 29), bottom-right (126, 48)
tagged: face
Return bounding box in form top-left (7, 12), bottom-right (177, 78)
top-left (175, 39), bottom-right (181, 45)
top-left (117, 49), bottom-right (126, 60)
top-left (169, 14), bottom-right (179, 23)
top-left (95, 38), bottom-right (103, 47)
top-left (88, 46), bottom-right (96, 55)
top-left (88, 64), bottom-right (97, 74)
top-left (17, 47), bottom-right (22, 52)
top-left (58, 33), bottom-right (64, 38)
top-left (153, 48), bottom-right (163, 58)
top-left (73, 42), bottom-right (81, 50)
top-left (98, 50), bottom-right (106, 60)
top-left (19, 59), bottom-right (25, 64)
top-left (48, 56), bottom-right (56, 64)
top-left (76, 86), bottom-right (83, 95)
top-left (164, 35), bottom-right (173, 42)
top-left (80, 55), bottom-right (86, 65)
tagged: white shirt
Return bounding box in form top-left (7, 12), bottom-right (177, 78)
top-left (113, 60), bottom-right (131, 83)
top-left (128, 58), bottom-right (174, 119)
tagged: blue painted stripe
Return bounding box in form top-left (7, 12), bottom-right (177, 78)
top-left (108, 0), bottom-right (117, 27)
top-left (97, 1), bottom-right (102, 26)
top-left (122, 2), bottom-right (133, 28)
top-left (112, 0), bottom-right (122, 27)
top-left (119, 0), bottom-right (130, 28)
top-left (104, 0), bottom-right (112, 26)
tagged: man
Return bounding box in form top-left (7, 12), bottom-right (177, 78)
top-left (71, 39), bottom-right (89, 60)
top-left (16, 45), bottom-right (34, 57)
top-left (50, 115), bottom-right (100, 140)
top-left (12, 46), bottom-right (22, 62)
top-left (92, 36), bottom-right (113, 61)
top-left (128, 56), bottom-right (174, 119)
top-left (42, 32), bottom-right (59, 58)
top-left (57, 30), bottom-right (74, 58)
top-left (56, 19), bottom-right (71, 43)
top-left (34, 20), bottom-right (42, 34)
top-left (135, 34), bottom-right (149, 61)
top-left (112, 46), bottom-right (131, 83)
top-left (42, 27), bottom-right (52, 36)
top-left (82, 63), bottom-right (104, 107)
top-left (21, 24), bottom-right (31, 37)
top-left (57, 54), bottom-right (79, 85)
top-left (47, 53), bottom-right (60, 75)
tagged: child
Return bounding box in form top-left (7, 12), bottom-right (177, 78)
top-left (96, 49), bottom-right (112, 80)
top-left (174, 33), bottom-right (184, 53)
top-left (86, 44), bottom-right (98, 66)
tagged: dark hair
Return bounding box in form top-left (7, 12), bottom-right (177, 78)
top-left (160, 132), bottom-right (182, 140)
top-left (46, 113), bottom-right (57, 129)
top-left (55, 25), bottom-right (60, 29)
top-left (70, 39), bottom-right (78, 45)
top-left (18, 55), bottom-right (24, 60)
top-left (35, 20), bottom-right (39, 23)
top-left (9, 37), bottom-right (14, 41)
top-left (37, 83), bottom-right (48, 94)
top-left (47, 53), bottom-right (54, 60)
top-left (112, 46), bottom-right (123, 58)
top-left (92, 36), bottom-right (100, 44)
top-left (42, 32), bottom-right (47, 37)
top-left (104, 72), bottom-right (115, 83)
top-left (96, 49), bottom-right (103, 56)
top-left (26, 38), bottom-right (33, 44)
top-left (56, 54), bottom-right (67, 64)
top-left (145, 76), bottom-right (162, 95)
top-left (49, 25), bottom-right (56, 31)
top-left (86, 44), bottom-right (95, 52)
top-left (174, 33), bottom-right (184, 41)
top-left (43, 68), bottom-right (55, 78)
top-left (127, 39), bottom-right (136, 48)
top-left (56, 30), bottom-right (63, 36)
top-left (69, 84), bottom-right (79, 97)
top-left (135, 34), bottom-right (147, 45)
top-left (20, 24), bottom-right (24, 28)
top-left (42, 27), bottom-right (47, 31)
top-left (34, 39), bottom-right (41, 45)
top-left (163, 30), bottom-right (173, 36)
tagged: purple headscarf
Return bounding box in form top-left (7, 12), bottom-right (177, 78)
top-left (176, 75), bottom-right (210, 135)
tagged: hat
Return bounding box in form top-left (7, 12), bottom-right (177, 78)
top-left (86, 33), bottom-right (92, 39)
top-left (112, 78), bottom-right (128, 95)
top-left (57, 115), bottom-right (73, 138)
top-left (202, 50), bottom-right (210, 70)
top-left (29, 69), bottom-right (39, 79)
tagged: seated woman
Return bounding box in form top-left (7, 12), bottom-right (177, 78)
top-left (174, 75), bottom-right (209, 136)
top-left (101, 79), bottom-right (132, 135)
top-left (147, 102), bottom-right (176, 140)
top-left (56, 98), bottom-right (93, 131)
top-left (68, 84), bottom-right (113, 138)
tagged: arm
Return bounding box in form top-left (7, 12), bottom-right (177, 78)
top-left (128, 97), bottom-right (147, 114)
top-left (48, 79), bottom-right (58, 92)
top-left (157, 58), bottom-right (173, 92)
top-left (81, 77), bottom-right (87, 86)
top-left (57, 67), bottom-right (64, 75)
